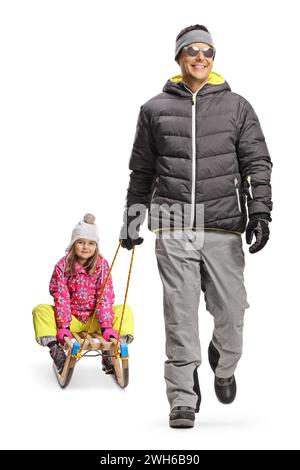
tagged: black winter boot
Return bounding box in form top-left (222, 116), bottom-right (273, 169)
top-left (208, 341), bottom-right (237, 404)
top-left (214, 376), bottom-right (237, 404)
top-left (169, 406), bottom-right (195, 428)
top-left (49, 343), bottom-right (66, 373)
top-left (102, 351), bottom-right (114, 374)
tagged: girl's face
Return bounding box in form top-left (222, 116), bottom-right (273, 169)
top-left (74, 239), bottom-right (97, 264)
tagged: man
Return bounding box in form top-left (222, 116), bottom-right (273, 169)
top-left (120, 24), bottom-right (273, 428)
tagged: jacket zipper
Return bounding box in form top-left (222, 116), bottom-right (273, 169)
top-left (247, 175), bottom-right (253, 199)
top-left (234, 177), bottom-right (242, 212)
top-left (191, 93), bottom-right (197, 227)
top-left (183, 85), bottom-right (200, 227)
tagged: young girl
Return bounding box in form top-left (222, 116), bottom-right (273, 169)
top-left (32, 213), bottom-right (134, 373)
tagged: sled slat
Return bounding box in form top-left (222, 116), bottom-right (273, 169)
top-left (65, 332), bottom-right (116, 351)
top-left (86, 333), bottom-right (97, 349)
top-left (77, 333), bottom-right (92, 350)
top-left (64, 337), bottom-right (73, 349)
top-left (73, 333), bottom-right (83, 344)
top-left (91, 332), bottom-right (102, 341)
top-left (90, 333), bottom-right (104, 348)
top-left (99, 335), bottom-right (115, 351)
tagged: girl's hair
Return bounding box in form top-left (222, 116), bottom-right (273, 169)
top-left (66, 242), bottom-right (100, 275)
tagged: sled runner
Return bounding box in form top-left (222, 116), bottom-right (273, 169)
top-left (53, 334), bottom-right (129, 388)
top-left (53, 241), bottom-right (133, 389)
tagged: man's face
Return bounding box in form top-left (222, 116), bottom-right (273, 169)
top-left (177, 42), bottom-right (214, 82)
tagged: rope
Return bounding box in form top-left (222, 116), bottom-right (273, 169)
top-left (76, 241), bottom-right (135, 359)
top-left (77, 241), bottom-right (121, 356)
top-left (78, 351), bottom-right (103, 359)
top-left (76, 351), bottom-right (115, 362)
top-left (115, 245), bottom-right (135, 353)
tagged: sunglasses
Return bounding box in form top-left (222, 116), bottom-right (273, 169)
top-left (182, 45), bottom-right (215, 59)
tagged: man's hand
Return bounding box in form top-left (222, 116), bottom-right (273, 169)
top-left (120, 212), bottom-right (144, 250)
top-left (246, 213), bottom-right (271, 254)
top-left (120, 237), bottom-right (144, 250)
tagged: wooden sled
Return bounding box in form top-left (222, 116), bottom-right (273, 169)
top-left (53, 242), bottom-right (134, 390)
top-left (53, 332), bottom-right (129, 389)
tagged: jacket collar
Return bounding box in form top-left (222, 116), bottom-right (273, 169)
top-left (163, 71), bottom-right (231, 97)
top-left (72, 256), bottom-right (102, 275)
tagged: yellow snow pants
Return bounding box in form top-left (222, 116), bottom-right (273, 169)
top-left (32, 303), bottom-right (134, 344)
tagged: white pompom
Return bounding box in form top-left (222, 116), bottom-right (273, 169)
top-left (83, 213), bottom-right (95, 224)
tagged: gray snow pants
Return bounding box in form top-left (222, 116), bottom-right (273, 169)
top-left (155, 230), bottom-right (249, 411)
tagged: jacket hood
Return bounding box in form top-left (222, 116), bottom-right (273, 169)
top-left (163, 71), bottom-right (231, 97)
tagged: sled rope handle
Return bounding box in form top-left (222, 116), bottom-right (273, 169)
top-left (115, 243), bottom-right (135, 349)
top-left (78, 241), bottom-right (135, 356)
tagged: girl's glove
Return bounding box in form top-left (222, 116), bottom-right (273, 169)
top-left (101, 327), bottom-right (118, 342)
top-left (246, 213), bottom-right (271, 254)
top-left (56, 328), bottom-right (72, 345)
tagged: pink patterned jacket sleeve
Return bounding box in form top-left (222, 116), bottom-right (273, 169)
top-left (49, 262), bottom-right (72, 329)
top-left (96, 258), bottom-right (115, 328)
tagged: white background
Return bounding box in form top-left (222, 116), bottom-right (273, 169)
top-left (0, 0), bottom-right (299, 450)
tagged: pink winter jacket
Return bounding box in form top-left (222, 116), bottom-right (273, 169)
top-left (49, 255), bottom-right (115, 329)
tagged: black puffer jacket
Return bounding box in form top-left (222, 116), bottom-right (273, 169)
top-left (125, 71), bottom-right (273, 234)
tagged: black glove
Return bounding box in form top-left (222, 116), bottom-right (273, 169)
top-left (246, 213), bottom-right (271, 254)
top-left (120, 236), bottom-right (144, 250)
top-left (120, 213), bottom-right (144, 250)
